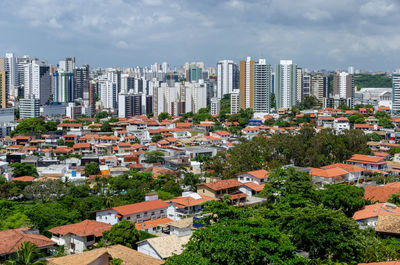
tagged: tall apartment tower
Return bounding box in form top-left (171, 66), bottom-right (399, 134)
top-left (5, 53), bottom-right (17, 97)
top-left (311, 74), bottom-right (324, 101)
top-left (59, 57), bottom-right (75, 73)
top-left (333, 72), bottom-right (354, 107)
top-left (74, 64), bottom-right (89, 100)
top-left (296, 68), bottom-right (303, 104)
top-left (216, 60), bottom-right (239, 99)
top-left (253, 59), bottom-right (272, 113)
top-left (392, 73), bottom-right (400, 115)
top-left (230, 90), bottom-right (240, 114)
top-left (239, 57), bottom-right (255, 109)
top-left (24, 59), bottom-right (51, 105)
top-left (0, 58), bottom-right (8, 108)
top-left (275, 60), bottom-right (297, 109)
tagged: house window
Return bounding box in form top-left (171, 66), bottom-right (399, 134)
top-left (71, 243), bottom-right (75, 251)
top-left (144, 212), bottom-right (148, 215)
top-left (87, 235), bottom-right (94, 242)
top-left (127, 217), bottom-right (130, 220)
top-left (136, 214), bottom-right (140, 218)
top-left (160, 210), bottom-right (164, 214)
top-left (151, 212), bottom-right (155, 215)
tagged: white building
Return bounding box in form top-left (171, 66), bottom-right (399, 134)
top-left (185, 81), bottom-right (207, 114)
top-left (275, 60), bottom-right (297, 109)
top-left (96, 199), bottom-right (169, 225)
top-left (393, 73), bottom-right (400, 115)
top-left (216, 60), bottom-right (239, 99)
top-left (24, 59), bottom-right (51, 105)
top-left (19, 98), bottom-right (39, 119)
top-left (253, 59), bottom-right (271, 113)
top-left (5, 53), bottom-right (17, 97)
top-left (210, 97), bottom-right (220, 115)
top-left (230, 90), bottom-right (240, 114)
top-left (49, 220), bottom-right (111, 254)
top-left (353, 203), bottom-right (400, 229)
top-left (334, 117), bottom-right (350, 132)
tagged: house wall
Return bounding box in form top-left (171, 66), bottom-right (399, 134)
top-left (239, 186), bottom-right (253, 197)
top-left (137, 242), bottom-right (163, 260)
top-left (121, 207), bottom-right (168, 223)
top-left (197, 186), bottom-right (217, 198)
top-left (96, 209), bottom-right (120, 225)
top-left (357, 217), bottom-right (378, 229)
top-left (237, 173), bottom-right (266, 185)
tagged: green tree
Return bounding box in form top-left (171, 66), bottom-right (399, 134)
top-left (145, 151), bottom-right (164, 163)
top-left (4, 242), bottom-right (46, 265)
top-left (10, 118), bottom-right (47, 137)
top-left (158, 112), bottom-right (169, 122)
top-left (378, 117), bottom-right (394, 129)
top-left (151, 135), bottom-right (163, 143)
top-left (84, 163), bottom-right (100, 176)
top-left (318, 184), bottom-right (365, 217)
top-left (100, 220), bottom-right (140, 249)
top-left (10, 163), bottom-right (38, 178)
top-left (57, 139), bottom-right (64, 146)
top-left (96, 111), bottom-right (109, 119)
top-left (367, 132), bottom-right (381, 142)
top-left (101, 122), bottom-right (112, 132)
top-left (181, 172), bottom-right (201, 192)
top-left (166, 217), bottom-right (306, 265)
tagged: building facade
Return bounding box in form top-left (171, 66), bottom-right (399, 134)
top-left (275, 60), bottom-right (297, 109)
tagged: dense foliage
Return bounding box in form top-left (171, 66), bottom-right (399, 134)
top-left (354, 73), bottom-right (392, 90)
top-left (99, 220), bottom-right (140, 249)
top-left (10, 118), bottom-right (59, 137)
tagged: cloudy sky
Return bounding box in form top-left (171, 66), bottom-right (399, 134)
top-left (0, 0), bottom-right (399, 71)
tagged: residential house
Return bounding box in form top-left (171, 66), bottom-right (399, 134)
top-left (166, 192), bottom-right (216, 221)
top-left (49, 220), bottom-right (111, 254)
top-left (137, 235), bottom-right (190, 260)
top-left (364, 182), bottom-right (400, 202)
top-left (347, 154), bottom-right (387, 172)
top-left (96, 199), bottom-right (169, 225)
top-left (334, 117), bottom-right (350, 132)
top-left (353, 203), bottom-right (400, 229)
top-left (196, 179), bottom-right (247, 204)
top-left (134, 217), bottom-right (172, 234)
top-left (0, 228), bottom-right (55, 261)
top-left (47, 244), bottom-right (163, 265)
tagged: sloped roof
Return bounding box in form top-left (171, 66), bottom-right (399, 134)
top-left (0, 228), bottom-right (55, 255)
top-left (321, 163), bottom-right (366, 173)
top-left (242, 182), bottom-right (265, 192)
top-left (47, 244), bottom-right (163, 265)
top-left (111, 199), bottom-right (169, 216)
top-left (135, 217), bottom-right (172, 231)
top-left (364, 183), bottom-right (400, 202)
top-left (201, 179), bottom-right (241, 191)
top-left (170, 195), bottom-right (216, 207)
top-left (353, 203), bottom-right (400, 220)
top-left (241, 169), bottom-right (270, 179)
top-left (48, 220), bottom-right (111, 237)
top-left (376, 215), bottom-right (400, 235)
top-left (139, 235), bottom-right (190, 259)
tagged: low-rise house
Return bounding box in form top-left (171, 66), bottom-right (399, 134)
top-left (353, 203), bottom-right (400, 229)
top-left (334, 117), bottom-right (350, 131)
top-left (137, 234), bottom-right (190, 260)
top-left (309, 167), bottom-right (349, 186)
top-left (163, 217), bottom-right (194, 237)
top-left (0, 228), bottom-right (55, 261)
top-left (347, 154), bottom-right (387, 172)
top-left (239, 182), bottom-right (265, 197)
top-left (135, 217), bottom-right (173, 234)
top-left (73, 143), bottom-right (91, 155)
top-left (364, 182), bottom-right (400, 202)
top-left (237, 169), bottom-right (269, 185)
top-left (318, 116), bottom-right (334, 128)
top-left (197, 179), bottom-right (247, 204)
top-left (96, 199), bottom-right (169, 225)
top-left (49, 220), bottom-right (112, 254)
top-left (167, 192), bottom-right (216, 221)
top-left (47, 244), bottom-right (163, 265)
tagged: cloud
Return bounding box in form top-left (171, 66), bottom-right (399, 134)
top-left (0, 0), bottom-right (399, 70)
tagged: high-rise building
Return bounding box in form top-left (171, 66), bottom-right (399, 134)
top-left (303, 74), bottom-right (311, 98)
top-left (20, 98), bottom-right (39, 119)
top-left (52, 72), bottom-right (74, 103)
top-left (392, 73), bottom-right (400, 115)
top-left (296, 68), bottom-right (303, 104)
top-left (118, 92), bottom-right (142, 118)
top-left (100, 80), bottom-right (117, 110)
top-left (231, 90), bottom-right (240, 114)
top-left (0, 72), bottom-right (7, 108)
top-left (210, 97), bottom-right (220, 115)
top-left (253, 59), bottom-right (271, 113)
top-left (333, 72), bottom-right (354, 107)
top-left (74, 64), bottom-right (89, 100)
top-left (240, 57), bottom-right (255, 109)
top-left (216, 60), bottom-right (239, 99)
top-left (161, 62), bottom-right (168, 73)
top-left (24, 59), bottom-right (51, 105)
top-left (185, 81), bottom-right (208, 114)
top-left (188, 65), bottom-right (203, 82)
top-left (89, 81), bottom-right (97, 117)
top-left (323, 76), bottom-right (331, 98)
top-left (311, 74), bottom-right (324, 101)
top-left (275, 60), bottom-right (297, 109)
top-left (348, 66), bottom-right (354, 75)
top-left (5, 53), bottom-right (17, 97)
top-left (59, 57), bottom-right (75, 73)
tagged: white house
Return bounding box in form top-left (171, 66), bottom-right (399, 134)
top-left (95, 199), bottom-right (169, 225)
top-left (137, 235), bottom-right (190, 260)
top-left (237, 169), bottom-right (269, 185)
top-left (334, 117), bottom-right (350, 132)
top-left (48, 220), bottom-right (111, 254)
top-left (166, 192), bottom-right (215, 221)
top-left (353, 203), bottom-right (400, 229)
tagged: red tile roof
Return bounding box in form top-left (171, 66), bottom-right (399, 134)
top-left (242, 182), bottom-right (265, 192)
top-left (353, 203), bottom-right (400, 221)
top-left (364, 183), bottom-right (400, 202)
top-left (347, 154), bottom-right (386, 165)
top-left (240, 169), bottom-right (270, 180)
top-left (0, 228), bottom-right (55, 255)
top-left (135, 217), bottom-right (173, 231)
top-left (321, 163), bottom-right (366, 173)
top-left (12, 176), bottom-right (35, 182)
top-left (58, 123), bottom-right (83, 128)
top-left (110, 199), bottom-right (169, 216)
top-left (73, 143), bottom-right (91, 149)
top-left (49, 220), bottom-right (111, 237)
top-left (170, 195), bottom-right (216, 207)
top-left (201, 179), bottom-right (241, 191)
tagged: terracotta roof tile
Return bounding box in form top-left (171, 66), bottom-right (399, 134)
top-left (353, 203), bottom-right (400, 220)
top-left (135, 217), bottom-right (172, 230)
top-left (110, 199), bottom-right (169, 216)
top-left (201, 179), bottom-right (241, 191)
top-left (364, 183), bottom-right (400, 202)
top-left (49, 220), bottom-right (111, 237)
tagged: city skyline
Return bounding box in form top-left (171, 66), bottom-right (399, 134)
top-left (1, 0), bottom-right (399, 71)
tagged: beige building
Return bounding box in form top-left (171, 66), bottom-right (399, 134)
top-left (312, 74), bottom-right (324, 101)
top-left (239, 57), bottom-right (255, 110)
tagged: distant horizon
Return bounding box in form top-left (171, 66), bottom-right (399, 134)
top-left (1, 0), bottom-right (400, 72)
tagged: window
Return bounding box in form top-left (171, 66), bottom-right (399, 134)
top-left (136, 214), bottom-right (140, 218)
top-left (87, 235), bottom-right (94, 242)
top-left (160, 210), bottom-right (164, 214)
top-left (127, 217), bottom-right (130, 220)
top-left (71, 243), bottom-right (75, 251)
top-left (151, 212), bottom-right (155, 215)
top-left (144, 212), bottom-right (148, 215)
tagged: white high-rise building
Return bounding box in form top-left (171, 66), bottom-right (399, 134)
top-left (348, 66), bottom-right (354, 75)
top-left (392, 73), bottom-right (400, 115)
top-left (231, 90), bottom-right (240, 114)
top-left (24, 59), bottom-right (51, 105)
top-left (275, 60), bottom-right (297, 109)
top-left (59, 57), bottom-right (75, 73)
top-left (253, 59), bottom-right (271, 113)
top-left (210, 97), bottom-right (220, 115)
top-left (216, 60), bottom-right (239, 99)
top-left (185, 81), bottom-right (207, 114)
top-left (162, 62), bottom-right (168, 73)
top-left (100, 80), bottom-right (117, 110)
top-left (5, 53), bottom-right (17, 97)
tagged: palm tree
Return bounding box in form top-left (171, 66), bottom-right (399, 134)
top-left (4, 241), bottom-right (46, 265)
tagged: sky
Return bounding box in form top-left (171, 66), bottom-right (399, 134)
top-left (0, 0), bottom-right (399, 71)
